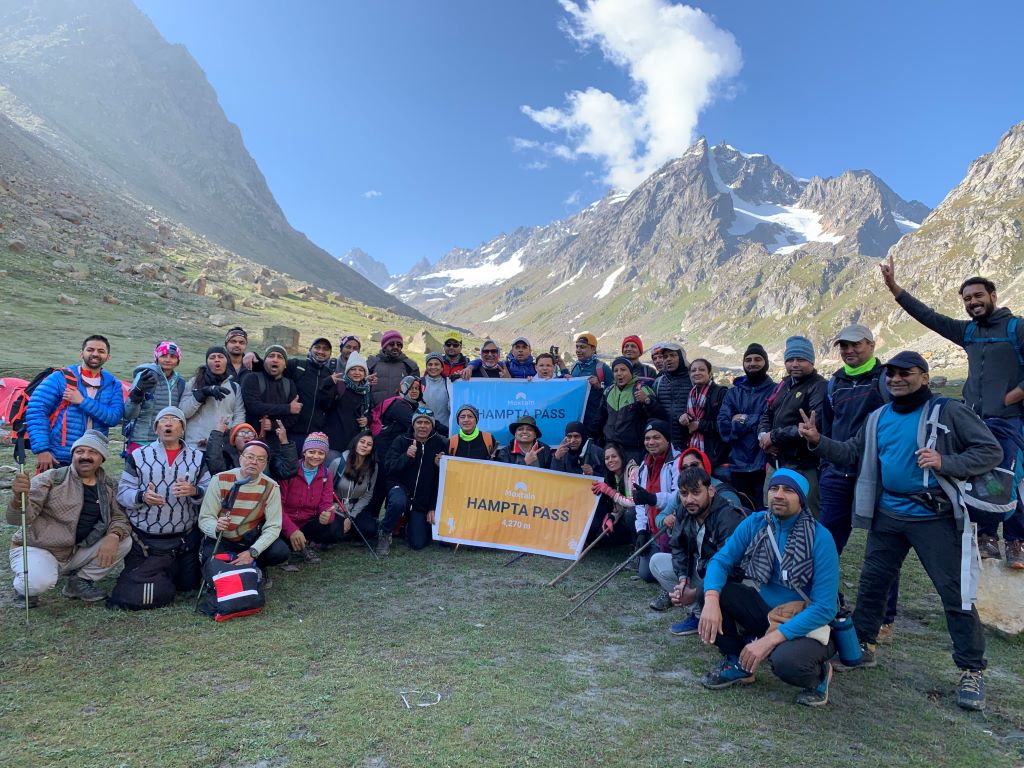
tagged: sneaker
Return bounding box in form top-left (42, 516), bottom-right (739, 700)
top-left (876, 622), bottom-right (895, 644)
top-left (299, 546), bottom-right (321, 564)
top-left (62, 575), bottom-right (106, 602)
top-left (978, 534), bottom-right (1001, 560)
top-left (11, 592), bottom-right (39, 608)
top-left (649, 590), bottom-right (672, 611)
top-left (670, 614), bottom-right (700, 636)
top-left (1006, 540), bottom-right (1024, 570)
top-left (796, 662), bottom-right (833, 707)
top-left (376, 531), bottom-right (393, 556)
top-left (957, 669), bottom-right (986, 711)
top-left (701, 656), bottom-right (755, 690)
top-left (832, 641), bottom-right (877, 672)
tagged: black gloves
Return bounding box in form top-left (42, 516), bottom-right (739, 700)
top-left (194, 385), bottom-right (229, 402)
top-left (130, 369), bottom-right (159, 402)
top-left (631, 484), bottom-right (658, 507)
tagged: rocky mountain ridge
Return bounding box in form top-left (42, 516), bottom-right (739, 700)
top-left (340, 247), bottom-right (392, 288)
top-left (0, 0), bottom-right (425, 319)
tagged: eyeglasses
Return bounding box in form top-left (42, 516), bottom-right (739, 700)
top-left (242, 454), bottom-right (268, 465)
top-left (885, 368), bottom-right (921, 379)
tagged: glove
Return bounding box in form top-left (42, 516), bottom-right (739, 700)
top-left (632, 483), bottom-right (658, 507)
top-left (634, 529), bottom-right (651, 549)
top-left (591, 480), bottom-right (615, 497)
top-left (203, 385), bottom-right (229, 401)
top-left (136, 369), bottom-right (159, 392)
top-left (602, 514), bottom-right (616, 534)
top-left (129, 387), bottom-right (147, 403)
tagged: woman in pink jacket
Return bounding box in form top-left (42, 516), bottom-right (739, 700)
top-left (278, 432), bottom-right (345, 564)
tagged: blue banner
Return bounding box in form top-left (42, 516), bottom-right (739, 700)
top-left (449, 379), bottom-right (589, 445)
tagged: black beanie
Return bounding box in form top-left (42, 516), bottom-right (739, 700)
top-left (206, 345), bottom-right (229, 360)
top-left (743, 342), bottom-right (770, 385)
top-left (744, 343), bottom-right (769, 364)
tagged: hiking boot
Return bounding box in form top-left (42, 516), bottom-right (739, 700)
top-left (11, 592), bottom-right (39, 608)
top-left (62, 576), bottom-right (106, 602)
top-left (649, 589), bottom-right (672, 611)
top-left (796, 662), bottom-right (833, 707)
top-left (299, 546), bottom-right (321, 564)
top-left (876, 621), bottom-right (895, 644)
top-left (701, 656), bottom-right (755, 690)
top-left (956, 669), bottom-right (986, 711)
top-left (1005, 540), bottom-right (1024, 570)
top-left (670, 614), bottom-right (700, 636)
top-left (978, 534), bottom-right (1001, 560)
top-left (832, 641), bottom-right (877, 672)
top-left (376, 531), bottom-right (393, 556)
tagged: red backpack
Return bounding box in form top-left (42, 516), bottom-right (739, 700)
top-left (6, 367), bottom-right (79, 450)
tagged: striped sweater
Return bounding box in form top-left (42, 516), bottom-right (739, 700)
top-left (198, 469), bottom-right (282, 557)
top-left (117, 442), bottom-right (210, 534)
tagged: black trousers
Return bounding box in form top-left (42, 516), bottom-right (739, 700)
top-left (853, 512), bottom-right (986, 670)
top-left (126, 526), bottom-right (203, 592)
top-left (294, 515), bottom-right (347, 546)
top-left (730, 469), bottom-right (766, 511)
top-left (201, 533), bottom-right (290, 568)
top-left (715, 582), bottom-right (835, 690)
top-left (382, 486), bottom-right (432, 550)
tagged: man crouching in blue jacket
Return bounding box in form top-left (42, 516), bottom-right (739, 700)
top-left (698, 468), bottom-right (840, 707)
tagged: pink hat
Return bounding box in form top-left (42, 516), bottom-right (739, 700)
top-left (154, 340), bottom-right (181, 360)
top-left (302, 432), bottom-right (330, 455)
top-left (380, 330), bottom-right (403, 348)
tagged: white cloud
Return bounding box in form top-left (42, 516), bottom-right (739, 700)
top-left (564, 189), bottom-right (582, 206)
top-left (361, 190), bottom-right (382, 199)
top-left (522, 0), bottom-right (741, 191)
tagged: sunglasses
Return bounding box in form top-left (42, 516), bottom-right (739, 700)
top-left (482, 349), bottom-right (498, 355)
top-left (885, 368), bottom-right (921, 378)
top-left (415, 406), bottom-right (434, 416)
top-left (445, 341), bottom-right (461, 347)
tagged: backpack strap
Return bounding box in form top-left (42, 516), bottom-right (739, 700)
top-left (962, 317), bottom-right (1024, 368)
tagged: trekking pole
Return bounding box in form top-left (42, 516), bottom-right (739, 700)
top-left (195, 474), bottom-right (249, 610)
top-left (565, 523), bottom-right (668, 611)
top-left (504, 552), bottom-right (530, 567)
top-left (14, 434), bottom-right (29, 623)
top-left (332, 492), bottom-right (380, 562)
top-left (547, 512), bottom-right (620, 588)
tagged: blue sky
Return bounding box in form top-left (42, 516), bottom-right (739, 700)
top-left (135, 0), bottom-right (1024, 275)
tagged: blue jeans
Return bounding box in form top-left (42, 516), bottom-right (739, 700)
top-left (978, 416), bottom-right (1024, 542)
top-left (819, 469), bottom-right (899, 623)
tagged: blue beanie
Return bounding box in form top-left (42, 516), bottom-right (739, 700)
top-left (784, 335), bottom-right (815, 363)
top-left (769, 467), bottom-right (809, 507)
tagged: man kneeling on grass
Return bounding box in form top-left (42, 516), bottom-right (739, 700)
top-left (647, 466), bottom-right (745, 636)
top-left (198, 441), bottom-right (288, 576)
top-left (698, 469), bottom-right (840, 707)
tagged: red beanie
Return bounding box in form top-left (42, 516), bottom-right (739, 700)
top-left (622, 335), bottom-right (644, 355)
top-left (679, 447), bottom-right (712, 476)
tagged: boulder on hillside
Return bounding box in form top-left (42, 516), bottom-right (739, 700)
top-left (368, 330), bottom-right (383, 342)
top-left (232, 267), bottom-right (257, 283)
top-left (258, 266), bottom-right (272, 278)
top-left (53, 207), bottom-right (83, 224)
top-left (103, 295), bottom-right (121, 305)
top-left (132, 262), bottom-right (161, 280)
top-left (257, 278), bottom-right (275, 298)
top-left (263, 325), bottom-right (301, 354)
top-left (208, 314), bottom-right (228, 327)
top-left (268, 278), bottom-right (289, 297)
top-left (206, 256), bottom-right (229, 272)
top-left (157, 223), bottom-right (171, 238)
top-left (977, 557), bottom-right (1024, 636)
top-left (408, 328), bottom-right (443, 355)
top-left (57, 293), bottom-right (78, 305)
top-left (189, 275), bottom-right (208, 296)
top-left (7, 240), bottom-right (26, 253)
top-left (141, 241), bottom-right (159, 254)
top-left (217, 292), bottom-right (236, 310)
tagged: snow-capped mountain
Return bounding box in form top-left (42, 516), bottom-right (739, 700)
top-left (340, 247), bottom-right (391, 288)
top-left (387, 138), bottom-right (931, 359)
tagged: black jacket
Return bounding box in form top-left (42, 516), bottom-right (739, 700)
top-left (653, 367), bottom-right (693, 449)
top-left (756, 372), bottom-right (826, 469)
top-left (203, 428), bottom-right (298, 482)
top-left (823, 360), bottom-right (887, 475)
top-left (550, 442), bottom-right (606, 476)
top-left (600, 383), bottom-right (669, 452)
top-left (324, 384), bottom-right (370, 453)
top-left (284, 356), bottom-right (336, 436)
top-left (494, 441), bottom-right (552, 469)
top-left (384, 431), bottom-right (446, 511)
top-left (689, 382), bottom-right (730, 468)
top-left (241, 372), bottom-right (299, 445)
top-left (367, 353), bottom-right (420, 406)
top-left (670, 493), bottom-right (745, 581)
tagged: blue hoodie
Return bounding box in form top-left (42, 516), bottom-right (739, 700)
top-left (717, 374), bottom-right (776, 472)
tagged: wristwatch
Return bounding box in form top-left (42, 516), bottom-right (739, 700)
top-left (248, 547), bottom-right (259, 559)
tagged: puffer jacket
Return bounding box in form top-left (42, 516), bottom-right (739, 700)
top-left (279, 463), bottom-right (334, 537)
top-left (718, 375), bottom-right (775, 472)
top-left (601, 379), bottom-right (667, 452)
top-left (25, 365), bottom-right (125, 464)
top-left (367, 353), bottom-right (420, 405)
top-left (897, 293), bottom-right (1024, 419)
top-left (756, 372), bottom-right (826, 470)
top-left (822, 360), bottom-right (887, 475)
top-left (123, 364), bottom-right (185, 445)
top-left (7, 465), bottom-right (130, 562)
top-left (653, 367), bottom-right (693, 449)
top-left (384, 430), bottom-right (446, 511)
top-left (179, 376), bottom-right (246, 447)
top-left (285, 355), bottom-right (337, 436)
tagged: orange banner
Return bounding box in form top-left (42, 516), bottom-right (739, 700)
top-left (433, 457), bottom-right (599, 559)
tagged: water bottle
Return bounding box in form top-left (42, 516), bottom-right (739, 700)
top-left (831, 610), bottom-right (862, 666)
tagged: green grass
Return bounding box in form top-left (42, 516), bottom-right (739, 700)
top-left (1, 454), bottom-right (1023, 768)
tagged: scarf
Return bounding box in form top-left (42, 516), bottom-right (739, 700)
top-left (890, 386), bottom-right (931, 414)
top-left (686, 383), bottom-right (710, 452)
top-left (343, 373), bottom-right (371, 413)
top-left (742, 510), bottom-right (817, 593)
top-left (201, 366), bottom-right (230, 387)
top-left (844, 357), bottom-right (877, 378)
top-left (644, 451), bottom-right (668, 532)
top-left (306, 351), bottom-right (328, 369)
top-left (745, 364), bottom-right (769, 387)
top-left (459, 426), bottom-right (481, 442)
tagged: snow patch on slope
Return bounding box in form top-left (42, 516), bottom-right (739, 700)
top-left (415, 247), bottom-right (526, 290)
top-left (594, 265), bottom-right (626, 299)
top-left (552, 262), bottom-right (588, 293)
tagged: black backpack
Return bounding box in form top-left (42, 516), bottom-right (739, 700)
top-left (196, 553), bottom-right (266, 621)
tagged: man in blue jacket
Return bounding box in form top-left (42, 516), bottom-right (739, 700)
top-left (698, 468), bottom-right (839, 707)
top-left (570, 333), bottom-right (612, 442)
top-left (718, 343), bottom-right (774, 508)
top-left (26, 335), bottom-right (125, 472)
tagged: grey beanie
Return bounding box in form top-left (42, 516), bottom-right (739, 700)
top-left (784, 335), bottom-right (815, 363)
top-left (153, 405), bottom-right (187, 429)
top-left (71, 429), bottom-right (109, 460)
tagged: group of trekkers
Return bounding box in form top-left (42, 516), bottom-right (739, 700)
top-left (7, 254), bottom-right (1023, 712)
